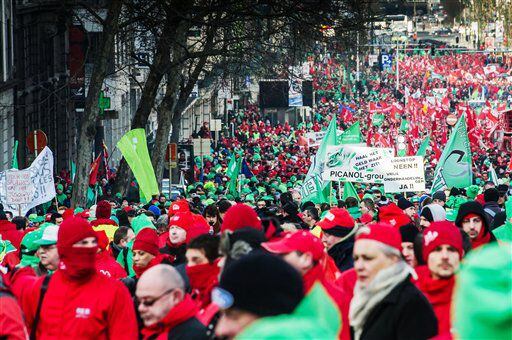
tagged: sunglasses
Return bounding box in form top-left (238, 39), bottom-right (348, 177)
top-left (137, 288), bottom-right (175, 307)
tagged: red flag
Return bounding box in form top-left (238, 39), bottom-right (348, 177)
top-left (297, 135), bottom-right (308, 147)
top-left (89, 154), bottom-right (102, 186)
top-left (102, 142), bottom-right (111, 180)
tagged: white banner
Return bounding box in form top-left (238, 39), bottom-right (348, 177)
top-left (0, 147), bottom-right (56, 216)
top-left (304, 131), bottom-right (326, 147)
top-left (383, 156), bottom-right (426, 193)
top-left (5, 169), bottom-right (35, 204)
top-left (322, 145), bottom-right (394, 183)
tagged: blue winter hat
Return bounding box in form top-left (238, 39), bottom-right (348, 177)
top-left (148, 205), bottom-right (161, 218)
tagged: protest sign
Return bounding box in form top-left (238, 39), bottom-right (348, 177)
top-left (0, 147), bottom-right (56, 216)
top-left (383, 156), bottom-right (426, 193)
top-left (322, 145), bottom-right (394, 183)
top-left (5, 169), bottom-right (35, 204)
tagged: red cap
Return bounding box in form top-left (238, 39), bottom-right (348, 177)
top-left (186, 214), bottom-right (211, 243)
top-left (317, 208), bottom-right (355, 230)
top-left (378, 203), bottom-right (411, 228)
top-left (45, 213), bottom-right (52, 222)
top-left (133, 228), bottom-right (160, 256)
top-left (356, 223), bottom-right (402, 252)
top-left (262, 231), bottom-right (324, 261)
top-left (168, 199), bottom-right (190, 217)
top-left (221, 203), bottom-right (262, 233)
top-left (168, 212), bottom-right (195, 230)
top-left (423, 221), bottom-right (463, 262)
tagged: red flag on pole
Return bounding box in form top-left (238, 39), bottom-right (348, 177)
top-left (89, 154), bottom-right (102, 186)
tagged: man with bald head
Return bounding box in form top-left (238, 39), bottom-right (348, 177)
top-left (136, 264), bottom-right (207, 339)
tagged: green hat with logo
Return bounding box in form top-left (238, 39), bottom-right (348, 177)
top-left (34, 224), bottom-right (59, 246)
top-left (28, 214), bottom-right (44, 223)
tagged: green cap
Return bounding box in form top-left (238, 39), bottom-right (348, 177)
top-left (453, 243), bottom-right (512, 340)
top-left (21, 228), bottom-right (45, 254)
top-left (0, 239), bottom-right (16, 262)
top-left (131, 214), bottom-right (156, 234)
top-left (28, 214), bottom-right (44, 223)
top-left (245, 194), bottom-right (255, 203)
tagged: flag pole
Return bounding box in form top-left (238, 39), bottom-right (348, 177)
top-left (329, 181), bottom-right (333, 206)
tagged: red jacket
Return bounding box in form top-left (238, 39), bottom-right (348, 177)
top-left (0, 220), bottom-right (23, 249)
top-left (0, 286), bottom-right (28, 340)
top-left (96, 252), bottom-right (127, 280)
top-left (415, 266), bottom-right (455, 337)
top-left (11, 269), bottom-right (137, 339)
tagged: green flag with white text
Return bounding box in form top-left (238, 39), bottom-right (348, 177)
top-left (117, 129), bottom-right (159, 201)
top-left (343, 182), bottom-right (360, 202)
top-left (300, 117), bottom-right (338, 203)
top-left (430, 114), bottom-right (472, 193)
top-left (338, 122), bottom-right (363, 144)
top-left (227, 156), bottom-right (242, 198)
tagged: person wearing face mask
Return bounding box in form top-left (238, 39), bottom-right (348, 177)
top-left (415, 221), bottom-right (464, 337)
top-left (349, 223), bottom-right (437, 340)
top-left (185, 234), bottom-right (220, 310)
top-left (10, 216), bottom-right (137, 339)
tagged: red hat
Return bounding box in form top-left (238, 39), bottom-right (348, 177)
top-left (355, 223), bottom-right (402, 252)
top-left (221, 203), bottom-right (262, 233)
top-left (262, 231), bottom-right (324, 261)
top-left (57, 217), bottom-right (97, 252)
top-left (45, 213), bottom-right (52, 222)
top-left (423, 221), bottom-right (463, 262)
top-left (96, 230), bottom-right (109, 251)
top-left (168, 212), bottom-right (196, 230)
top-left (168, 199), bottom-right (190, 217)
top-left (96, 200), bottom-right (112, 219)
top-left (317, 208), bottom-right (355, 237)
top-left (378, 203), bottom-right (411, 228)
top-left (186, 214), bottom-right (211, 243)
top-left (62, 208), bottom-right (74, 220)
top-left (133, 228), bottom-right (160, 256)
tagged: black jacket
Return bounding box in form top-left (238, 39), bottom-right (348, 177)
top-left (167, 317), bottom-right (208, 340)
top-left (355, 277), bottom-right (438, 340)
top-left (327, 239), bottom-right (354, 272)
top-left (160, 243), bottom-right (187, 266)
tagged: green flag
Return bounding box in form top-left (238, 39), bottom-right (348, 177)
top-left (372, 113), bottom-right (385, 127)
top-left (399, 118), bottom-right (409, 133)
top-left (227, 156), bottom-right (242, 198)
top-left (300, 117), bottom-right (338, 203)
top-left (11, 140), bottom-right (18, 169)
top-left (416, 134), bottom-right (430, 157)
top-left (70, 161), bottom-right (76, 183)
top-left (338, 122), bottom-right (363, 144)
top-left (487, 159), bottom-right (499, 186)
top-left (117, 129), bottom-right (159, 201)
top-left (238, 283), bottom-right (341, 340)
top-left (343, 181), bottom-right (360, 202)
top-left (430, 114), bottom-right (472, 193)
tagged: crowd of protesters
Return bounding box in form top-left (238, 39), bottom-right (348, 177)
top-left (0, 50), bottom-right (511, 339)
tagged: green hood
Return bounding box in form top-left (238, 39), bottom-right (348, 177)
top-left (453, 243), bottom-right (512, 340)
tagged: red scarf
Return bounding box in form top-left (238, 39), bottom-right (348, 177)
top-left (59, 246), bottom-right (98, 282)
top-left (186, 262), bottom-right (219, 309)
top-left (471, 226), bottom-right (491, 249)
top-left (134, 254), bottom-right (170, 278)
top-left (416, 266), bottom-right (455, 335)
top-left (142, 294), bottom-right (199, 340)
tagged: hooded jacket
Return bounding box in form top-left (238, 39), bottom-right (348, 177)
top-left (328, 238), bottom-right (355, 273)
top-left (455, 201), bottom-right (496, 248)
top-left (11, 269), bottom-right (137, 339)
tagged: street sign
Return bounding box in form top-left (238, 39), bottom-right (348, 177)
top-left (26, 130), bottom-right (47, 155)
top-left (193, 138), bottom-right (211, 156)
top-left (446, 114), bottom-right (457, 126)
top-left (166, 143), bottom-right (178, 168)
top-left (210, 119), bottom-right (222, 132)
top-left (380, 53), bottom-right (393, 70)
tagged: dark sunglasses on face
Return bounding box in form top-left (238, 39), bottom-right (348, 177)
top-left (137, 288), bottom-right (175, 307)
